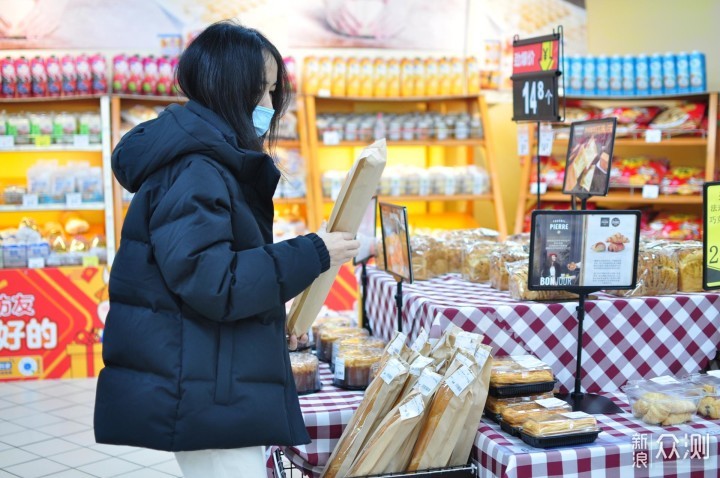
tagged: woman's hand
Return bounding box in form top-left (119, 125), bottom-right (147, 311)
top-left (316, 229), bottom-right (360, 268)
top-left (287, 332), bottom-right (309, 351)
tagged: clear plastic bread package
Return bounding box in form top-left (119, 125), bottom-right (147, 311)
top-left (411, 234), bottom-right (448, 281)
top-left (321, 355), bottom-right (409, 478)
top-left (485, 392), bottom-right (556, 416)
top-left (461, 240), bottom-right (495, 283)
top-left (522, 412), bottom-right (599, 438)
top-left (623, 376), bottom-right (704, 426)
top-left (317, 326), bottom-right (368, 363)
top-left (688, 373), bottom-right (720, 419)
top-left (606, 247), bottom-right (678, 297)
top-left (489, 246), bottom-right (529, 290)
top-left (490, 355), bottom-right (555, 388)
top-left (290, 352), bottom-right (321, 395)
top-left (665, 241), bottom-right (703, 292)
top-left (506, 260), bottom-right (578, 302)
top-left (500, 397), bottom-right (572, 428)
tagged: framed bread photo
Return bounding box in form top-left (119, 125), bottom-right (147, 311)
top-left (528, 210), bottom-right (640, 292)
top-left (353, 196), bottom-right (378, 265)
top-left (562, 118), bottom-right (617, 197)
top-left (379, 202), bottom-right (413, 283)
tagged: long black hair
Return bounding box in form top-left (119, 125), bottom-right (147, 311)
top-left (176, 21), bottom-right (290, 152)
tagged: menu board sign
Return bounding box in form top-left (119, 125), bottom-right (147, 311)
top-left (529, 210), bottom-right (640, 291)
top-left (562, 118), bottom-right (617, 197)
top-left (379, 202), bottom-right (412, 283)
top-left (704, 182), bottom-right (720, 289)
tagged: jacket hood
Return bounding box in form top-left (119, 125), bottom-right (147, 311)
top-left (112, 100), bottom-right (272, 193)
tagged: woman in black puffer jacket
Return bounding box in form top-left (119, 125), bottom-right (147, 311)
top-left (94, 21), bottom-right (359, 477)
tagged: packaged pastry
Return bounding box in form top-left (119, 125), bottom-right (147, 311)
top-left (606, 247), bottom-right (678, 297)
top-left (411, 234), bottom-right (448, 281)
top-left (489, 355), bottom-right (555, 397)
top-left (317, 326), bottom-right (368, 363)
top-left (461, 240), bottom-right (495, 283)
top-left (609, 157), bottom-right (669, 188)
top-left (519, 412), bottom-right (600, 448)
top-left (439, 234), bottom-right (466, 274)
top-left (334, 347), bottom-right (384, 390)
top-left (624, 378), bottom-right (703, 426)
top-left (322, 356), bottom-right (409, 478)
top-left (661, 167), bottom-right (704, 195)
top-left (668, 241), bottom-right (702, 292)
top-left (600, 106), bottom-right (661, 135)
top-left (507, 260), bottom-right (578, 302)
top-left (688, 373), bottom-right (720, 419)
top-left (485, 392), bottom-right (556, 416)
top-left (332, 336), bottom-right (386, 367)
top-left (310, 315), bottom-right (353, 345)
top-left (649, 102), bottom-right (706, 132)
top-left (644, 212), bottom-right (702, 241)
top-left (500, 398), bottom-right (572, 428)
top-left (489, 246), bottom-right (529, 291)
top-left (290, 352), bottom-right (321, 395)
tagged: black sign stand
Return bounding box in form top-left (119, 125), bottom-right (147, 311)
top-left (394, 279), bottom-right (404, 333)
top-left (359, 260), bottom-right (372, 333)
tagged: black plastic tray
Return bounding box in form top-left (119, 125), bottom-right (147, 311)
top-left (333, 378), bottom-right (369, 391)
top-left (499, 419), bottom-right (521, 437)
top-left (484, 412), bottom-right (502, 424)
top-left (519, 430), bottom-right (601, 449)
top-left (488, 380), bottom-right (556, 398)
top-left (297, 385), bottom-right (322, 396)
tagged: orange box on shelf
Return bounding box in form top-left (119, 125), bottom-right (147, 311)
top-left (414, 58), bottom-right (427, 97)
top-left (401, 58), bottom-right (415, 97)
top-left (373, 58), bottom-right (388, 97)
top-left (331, 57), bottom-right (346, 97)
top-left (387, 59), bottom-right (401, 97)
top-left (347, 57), bottom-right (361, 97)
top-left (359, 57), bottom-right (374, 97)
top-left (318, 56), bottom-right (333, 97)
top-left (425, 58), bottom-right (439, 96)
top-left (303, 56), bottom-right (320, 95)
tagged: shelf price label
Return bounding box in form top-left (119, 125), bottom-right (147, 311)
top-left (22, 194), bottom-right (39, 207)
top-left (642, 185), bottom-right (660, 199)
top-left (512, 74), bottom-right (559, 122)
top-left (517, 124), bottom-right (530, 156)
top-left (323, 130), bottom-right (340, 145)
top-left (34, 135), bottom-right (52, 147)
top-left (72, 134), bottom-right (90, 148)
top-left (65, 193), bottom-right (83, 207)
top-left (645, 129), bottom-right (662, 143)
top-left (82, 255), bottom-right (100, 267)
top-left (28, 257), bottom-right (45, 269)
top-left (704, 182), bottom-right (720, 289)
top-left (530, 182), bottom-right (548, 194)
top-left (0, 135), bottom-right (15, 150)
top-left (538, 123), bottom-right (554, 156)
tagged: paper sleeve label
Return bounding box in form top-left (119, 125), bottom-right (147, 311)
top-left (399, 395), bottom-right (424, 420)
top-left (447, 365), bottom-right (474, 397)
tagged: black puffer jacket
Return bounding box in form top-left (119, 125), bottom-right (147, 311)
top-left (93, 100), bottom-right (328, 451)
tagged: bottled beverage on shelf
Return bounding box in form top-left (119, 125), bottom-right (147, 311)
top-left (582, 55), bottom-right (596, 96)
top-left (387, 58), bottom-right (401, 97)
top-left (30, 57), bottom-right (48, 97)
top-left (126, 55), bottom-right (143, 95)
top-left (662, 52), bottom-right (678, 95)
top-left (635, 54), bottom-right (649, 96)
top-left (156, 56), bottom-right (173, 96)
top-left (76, 54), bottom-right (92, 95)
top-left (608, 55), bottom-right (622, 96)
top-left (373, 113), bottom-right (386, 141)
top-left (60, 55), bottom-right (77, 96)
top-left (621, 55), bottom-right (635, 96)
top-left (1, 57), bottom-right (16, 98)
top-left (689, 51), bottom-right (706, 92)
top-left (649, 53), bottom-right (664, 95)
top-left (141, 56), bottom-right (159, 95)
top-left (595, 55), bottom-right (609, 96)
top-left (676, 51), bottom-right (690, 94)
top-left (331, 57), bottom-right (347, 97)
top-left (46, 56), bottom-right (61, 97)
top-left (15, 57), bottom-right (31, 98)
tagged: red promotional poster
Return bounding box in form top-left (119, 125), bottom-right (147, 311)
top-left (513, 39), bottom-right (560, 74)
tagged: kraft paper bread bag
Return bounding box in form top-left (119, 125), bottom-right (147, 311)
top-left (287, 139), bottom-right (387, 336)
top-left (321, 355), bottom-right (408, 478)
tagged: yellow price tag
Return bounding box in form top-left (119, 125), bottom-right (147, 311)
top-left (34, 135), bottom-right (52, 147)
top-left (82, 255), bottom-right (100, 267)
top-left (704, 182), bottom-right (720, 288)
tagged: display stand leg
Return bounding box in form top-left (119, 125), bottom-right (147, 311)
top-left (536, 121), bottom-right (542, 209)
top-left (394, 280), bottom-right (403, 333)
top-left (360, 262), bottom-right (371, 333)
top-left (555, 293), bottom-right (623, 414)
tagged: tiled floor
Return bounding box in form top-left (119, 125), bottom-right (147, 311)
top-left (0, 377), bottom-right (183, 477)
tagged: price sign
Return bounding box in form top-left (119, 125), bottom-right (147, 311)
top-left (704, 181), bottom-right (720, 289)
top-left (323, 130), bottom-right (340, 145)
top-left (642, 184), bottom-right (660, 199)
top-left (22, 194), bottom-right (39, 207)
top-left (645, 129), bottom-right (662, 143)
top-left (0, 135), bottom-right (15, 149)
top-left (538, 123), bottom-right (554, 155)
top-left (35, 135), bottom-right (52, 147)
top-left (82, 255), bottom-right (100, 267)
top-left (28, 257), bottom-right (45, 269)
top-left (73, 134), bottom-right (90, 148)
top-left (511, 33), bottom-right (561, 123)
top-left (66, 192), bottom-right (82, 207)
top-left (517, 124), bottom-right (530, 156)
top-left (512, 73), bottom-right (560, 122)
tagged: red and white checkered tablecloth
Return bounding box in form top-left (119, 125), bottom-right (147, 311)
top-left (475, 393), bottom-right (720, 478)
top-left (365, 267), bottom-right (720, 393)
top-left (270, 363), bottom-right (720, 478)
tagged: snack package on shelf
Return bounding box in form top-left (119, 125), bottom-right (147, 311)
top-left (489, 355), bottom-right (555, 397)
top-left (609, 157), bottom-right (669, 188)
top-left (489, 246), bottom-right (529, 290)
top-left (601, 106), bottom-right (662, 136)
top-left (520, 412), bottom-right (600, 448)
top-left (606, 246), bottom-right (678, 297)
top-left (661, 166), bottom-right (704, 195)
top-left (529, 157), bottom-right (566, 190)
top-left (461, 240), bottom-right (496, 283)
top-left (649, 102), bottom-right (706, 134)
top-left (624, 376), bottom-right (704, 426)
top-left (687, 373), bottom-right (720, 419)
top-left (290, 352), bottom-right (321, 395)
top-left (562, 105), bottom-right (601, 124)
top-left (321, 356), bottom-right (410, 478)
top-left (506, 260), bottom-right (578, 302)
top-left (643, 212), bottom-right (702, 241)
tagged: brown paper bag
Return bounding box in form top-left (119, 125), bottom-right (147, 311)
top-left (321, 355), bottom-right (408, 478)
top-left (288, 139), bottom-right (387, 336)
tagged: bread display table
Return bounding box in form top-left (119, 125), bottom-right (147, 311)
top-left (273, 363), bottom-right (720, 478)
top-left (364, 267), bottom-right (720, 393)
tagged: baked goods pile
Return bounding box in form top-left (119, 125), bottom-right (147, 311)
top-left (521, 413), bottom-right (599, 438)
top-left (322, 326), bottom-right (493, 476)
top-left (624, 375), bottom-right (707, 426)
top-left (489, 355), bottom-right (555, 388)
top-left (688, 373), bottom-right (720, 420)
top-left (489, 245), bottom-right (529, 290)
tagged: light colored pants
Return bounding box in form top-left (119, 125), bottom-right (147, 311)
top-left (175, 446), bottom-right (266, 478)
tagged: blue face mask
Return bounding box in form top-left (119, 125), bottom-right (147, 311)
top-left (252, 105), bottom-right (274, 137)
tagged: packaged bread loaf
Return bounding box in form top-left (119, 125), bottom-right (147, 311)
top-left (671, 241), bottom-right (703, 292)
top-left (485, 392), bottom-right (556, 415)
top-left (348, 370), bottom-right (443, 476)
top-left (461, 240), bottom-right (495, 283)
top-left (624, 377), bottom-right (703, 427)
top-left (322, 356), bottom-right (409, 478)
top-left (439, 234), bottom-right (466, 273)
top-left (490, 355), bottom-right (555, 387)
top-left (606, 247), bottom-right (678, 296)
top-left (690, 373), bottom-right (720, 419)
top-left (521, 412), bottom-right (598, 437)
top-left (507, 260), bottom-right (578, 301)
top-left (500, 397), bottom-right (572, 427)
top-left (489, 246), bottom-right (529, 290)
top-left (411, 234), bottom-right (448, 281)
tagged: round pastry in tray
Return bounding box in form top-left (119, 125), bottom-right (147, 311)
top-left (333, 347), bottom-right (384, 390)
top-left (331, 336), bottom-right (386, 369)
top-left (290, 352), bottom-right (321, 395)
top-left (317, 326), bottom-right (368, 363)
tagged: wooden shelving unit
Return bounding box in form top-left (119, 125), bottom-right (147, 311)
top-left (514, 92), bottom-right (718, 234)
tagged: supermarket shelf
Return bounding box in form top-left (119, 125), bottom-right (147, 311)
top-left (274, 197), bottom-right (307, 204)
top-left (0, 94), bottom-right (104, 103)
top-left (0, 144), bottom-right (103, 152)
top-left (313, 94), bottom-right (480, 102)
top-left (553, 137), bottom-right (707, 147)
top-left (535, 191), bottom-right (702, 205)
top-left (319, 139), bottom-right (485, 147)
top-left (276, 140), bottom-right (301, 148)
top-left (323, 194), bottom-right (492, 203)
top-left (0, 202), bottom-right (106, 212)
top-left (563, 92), bottom-right (712, 102)
top-left (114, 93), bottom-right (188, 103)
